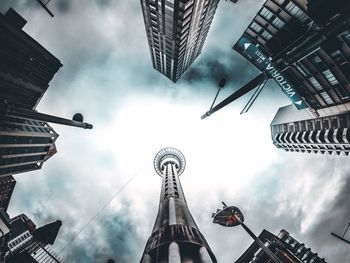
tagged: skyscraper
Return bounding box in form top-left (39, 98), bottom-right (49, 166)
top-left (232, 0), bottom-right (350, 115)
top-left (140, 0), bottom-right (220, 82)
top-left (0, 114), bottom-right (58, 177)
top-left (271, 104), bottom-right (350, 155)
top-left (0, 176), bottom-right (16, 211)
top-left (0, 8), bottom-right (62, 110)
top-left (140, 147), bottom-right (216, 263)
top-left (236, 229), bottom-right (326, 263)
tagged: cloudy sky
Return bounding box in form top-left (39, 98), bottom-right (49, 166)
top-left (1, 0), bottom-right (350, 262)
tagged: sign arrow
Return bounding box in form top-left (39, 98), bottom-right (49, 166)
top-left (294, 100), bottom-right (303, 105)
top-left (244, 43), bottom-right (251, 50)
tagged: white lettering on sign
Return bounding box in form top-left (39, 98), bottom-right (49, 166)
top-left (266, 63), bottom-right (296, 98)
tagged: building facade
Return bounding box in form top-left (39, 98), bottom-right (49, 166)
top-left (140, 0), bottom-right (220, 82)
top-left (140, 147), bottom-right (216, 263)
top-left (0, 115), bottom-right (58, 177)
top-left (271, 104), bottom-right (350, 155)
top-left (0, 176), bottom-right (16, 211)
top-left (1, 212), bottom-right (62, 263)
top-left (0, 8), bottom-right (62, 110)
top-left (236, 229), bottom-right (326, 263)
top-left (233, 0), bottom-right (350, 115)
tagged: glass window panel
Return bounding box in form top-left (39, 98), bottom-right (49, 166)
top-left (260, 7), bottom-right (273, 20)
top-left (261, 30), bottom-right (272, 40)
top-left (285, 2), bottom-right (308, 22)
top-left (322, 69), bottom-right (339, 85)
top-left (297, 62), bottom-right (311, 76)
top-left (271, 16), bottom-right (285, 29)
top-left (331, 50), bottom-right (346, 64)
top-left (251, 22), bottom-right (262, 32)
top-left (334, 84), bottom-right (349, 99)
top-left (320, 91), bottom-right (334, 104)
top-left (309, 77), bottom-right (323, 91)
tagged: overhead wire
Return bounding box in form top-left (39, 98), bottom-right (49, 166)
top-left (58, 168), bottom-right (142, 257)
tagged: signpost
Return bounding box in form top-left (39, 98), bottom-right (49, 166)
top-left (237, 36), bottom-right (308, 110)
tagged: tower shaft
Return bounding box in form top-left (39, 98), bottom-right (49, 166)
top-left (141, 148), bottom-right (216, 263)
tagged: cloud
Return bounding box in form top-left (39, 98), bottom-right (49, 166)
top-left (2, 0), bottom-right (350, 262)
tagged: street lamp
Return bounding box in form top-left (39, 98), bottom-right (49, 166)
top-left (212, 202), bottom-right (283, 263)
top-left (201, 78), bottom-right (227, 120)
top-left (0, 99), bottom-right (93, 129)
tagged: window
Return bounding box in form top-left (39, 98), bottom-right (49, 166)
top-left (322, 69), bottom-right (338, 85)
top-left (334, 84), bottom-right (349, 100)
top-left (271, 16), bottom-right (285, 29)
top-left (320, 91), bottom-right (334, 105)
top-left (341, 30), bottom-right (350, 45)
top-left (261, 30), bottom-right (272, 40)
top-left (309, 77), bottom-right (323, 91)
top-left (331, 50), bottom-right (346, 64)
top-left (260, 7), bottom-right (273, 20)
top-left (310, 54), bottom-right (328, 71)
top-left (296, 62), bottom-right (311, 77)
top-left (285, 2), bottom-right (308, 22)
top-left (250, 22), bottom-right (262, 33)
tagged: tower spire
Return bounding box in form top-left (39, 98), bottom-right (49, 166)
top-left (141, 147), bottom-right (216, 263)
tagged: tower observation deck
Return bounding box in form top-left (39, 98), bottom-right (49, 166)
top-left (140, 147), bottom-right (216, 263)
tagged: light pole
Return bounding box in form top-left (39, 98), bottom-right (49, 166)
top-left (212, 202), bottom-right (283, 263)
top-left (0, 99), bottom-right (93, 129)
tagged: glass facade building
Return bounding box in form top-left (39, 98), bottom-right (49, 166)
top-left (140, 0), bottom-right (220, 82)
top-left (0, 8), bottom-right (62, 110)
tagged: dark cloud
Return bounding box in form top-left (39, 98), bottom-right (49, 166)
top-left (62, 205), bottom-right (142, 262)
top-left (55, 0), bottom-right (71, 14)
top-left (95, 0), bottom-right (112, 8)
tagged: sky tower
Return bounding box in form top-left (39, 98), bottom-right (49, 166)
top-left (140, 147), bottom-right (216, 263)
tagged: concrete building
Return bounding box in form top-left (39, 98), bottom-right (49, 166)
top-left (236, 229), bottom-right (326, 263)
top-left (271, 104), bottom-right (350, 155)
top-left (140, 147), bottom-right (216, 263)
top-left (0, 176), bottom-right (16, 211)
top-left (140, 0), bottom-right (220, 82)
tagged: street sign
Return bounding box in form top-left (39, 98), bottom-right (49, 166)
top-left (237, 36), bottom-right (308, 110)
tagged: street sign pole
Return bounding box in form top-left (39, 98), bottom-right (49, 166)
top-left (201, 73), bottom-right (265, 119)
top-left (239, 222), bottom-right (283, 263)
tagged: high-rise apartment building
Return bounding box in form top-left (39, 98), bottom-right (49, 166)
top-left (236, 229), bottom-right (326, 263)
top-left (0, 8), bottom-right (63, 177)
top-left (0, 176), bottom-right (16, 211)
top-left (0, 114), bottom-right (58, 177)
top-left (233, 0), bottom-right (350, 115)
top-left (140, 0), bottom-right (220, 82)
top-left (0, 211), bottom-right (62, 263)
top-left (271, 104), bottom-right (350, 155)
top-left (0, 8), bottom-right (62, 110)
top-left (140, 147), bottom-right (216, 262)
